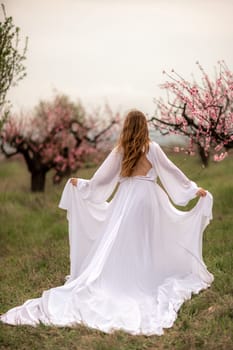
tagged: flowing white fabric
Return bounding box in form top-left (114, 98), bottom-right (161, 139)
top-left (0, 142), bottom-right (214, 335)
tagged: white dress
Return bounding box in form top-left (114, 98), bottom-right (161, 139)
top-left (0, 141), bottom-right (214, 336)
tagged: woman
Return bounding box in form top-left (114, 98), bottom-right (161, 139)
top-left (0, 110), bottom-right (213, 336)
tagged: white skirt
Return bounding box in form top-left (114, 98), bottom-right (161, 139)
top-left (0, 177), bottom-right (213, 336)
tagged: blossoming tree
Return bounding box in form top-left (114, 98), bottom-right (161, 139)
top-left (150, 61), bottom-right (233, 166)
top-left (0, 95), bottom-right (119, 191)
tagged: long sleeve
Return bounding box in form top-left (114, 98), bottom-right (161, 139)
top-left (76, 147), bottom-right (122, 203)
top-left (150, 142), bottom-right (198, 206)
top-left (58, 147), bottom-right (122, 281)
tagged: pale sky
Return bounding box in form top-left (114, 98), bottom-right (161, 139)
top-left (3, 0), bottom-right (233, 116)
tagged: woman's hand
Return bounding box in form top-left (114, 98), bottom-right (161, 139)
top-left (70, 178), bottom-right (78, 186)
top-left (196, 187), bottom-right (207, 197)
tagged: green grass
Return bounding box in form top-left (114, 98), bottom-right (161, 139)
top-left (0, 152), bottom-right (233, 350)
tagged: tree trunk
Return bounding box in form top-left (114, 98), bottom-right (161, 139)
top-left (198, 144), bottom-right (209, 167)
top-left (31, 170), bottom-right (46, 192)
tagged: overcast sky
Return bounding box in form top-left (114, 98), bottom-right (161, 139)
top-left (3, 0), bottom-right (233, 116)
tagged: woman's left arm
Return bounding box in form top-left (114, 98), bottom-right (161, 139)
top-left (151, 142), bottom-right (207, 206)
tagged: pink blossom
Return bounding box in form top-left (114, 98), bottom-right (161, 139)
top-left (214, 144), bottom-right (224, 152)
top-left (213, 152), bottom-right (228, 162)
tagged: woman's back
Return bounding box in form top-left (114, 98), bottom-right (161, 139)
top-left (130, 154), bottom-right (152, 177)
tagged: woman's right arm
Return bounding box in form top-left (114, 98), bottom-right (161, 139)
top-left (70, 147), bottom-right (122, 203)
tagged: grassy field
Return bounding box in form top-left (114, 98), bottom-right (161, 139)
top-left (0, 151), bottom-right (232, 350)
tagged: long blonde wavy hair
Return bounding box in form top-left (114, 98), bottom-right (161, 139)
top-left (117, 110), bottom-right (150, 177)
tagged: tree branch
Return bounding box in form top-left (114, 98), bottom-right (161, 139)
top-left (85, 119), bottom-right (117, 144)
top-left (0, 143), bottom-right (18, 157)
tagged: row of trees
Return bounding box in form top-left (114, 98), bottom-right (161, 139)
top-left (1, 61), bottom-right (233, 191)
